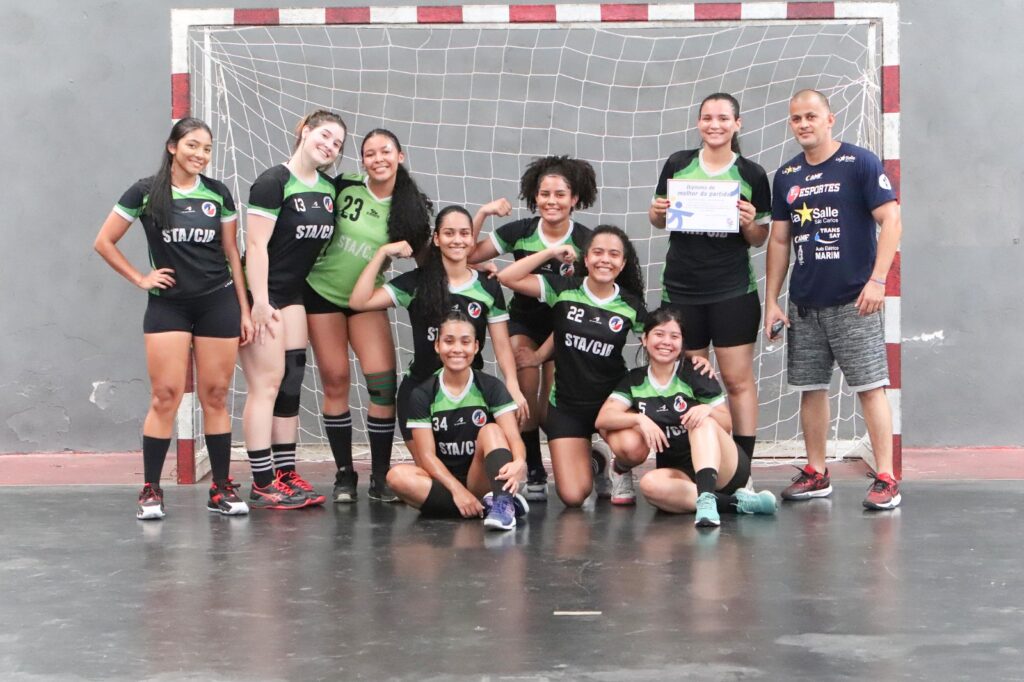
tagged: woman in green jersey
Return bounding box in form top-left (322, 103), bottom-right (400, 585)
top-left (240, 110), bottom-right (346, 510)
top-left (304, 129), bottom-right (433, 503)
top-left (596, 307), bottom-right (777, 527)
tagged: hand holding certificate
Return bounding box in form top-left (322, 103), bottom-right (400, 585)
top-left (665, 179), bottom-right (741, 233)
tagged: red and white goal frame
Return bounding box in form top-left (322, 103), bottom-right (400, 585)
top-left (169, 1), bottom-right (902, 484)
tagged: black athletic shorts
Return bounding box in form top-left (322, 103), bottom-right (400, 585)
top-left (656, 443), bottom-right (750, 495)
top-left (396, 374), bottom-right (428, 442)
top-left (246, 289), bottom-right (302, 312)
top-left (303, 281), bottom-right (372, 317)
top-left (544, 402), bottom-right (602, 441)
top-left (508, 310), bottom-right (554, 347)
top-left (143, 284), bottom-right (240, 338)
top-left (669, 290), bottom-right (761, 350)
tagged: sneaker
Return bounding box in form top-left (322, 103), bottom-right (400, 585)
top-left (483, 491), bottom-right (530, 518)
top-left (207, 478), bottom-right (250, 515)
top-left (863, 472), bottom-right (901, 510)
top-left (483, 493), bottom-right (516, 531)
top-left (137, 483), bottom-right (165, 520)
top-left (249, 471), bottom-right (309, 510)
top-left (368, 474), bottom-right (400, 503)
top-left (781, 465), bottom-right (833, 501)
top-left (525, 468), bottom-right (548, 502)
top-left (280, 470), bottom-right (326, 506)
top-left (734, 488), bottom-right (778, 515)
top-left (694, 491), bottom-right (721, 527)
top-left (608, 460), bottom-right (636, 506)
top-left (591, 443), bottom-right (612, 499)
top-left (332, 468), bottom-right (358, 504)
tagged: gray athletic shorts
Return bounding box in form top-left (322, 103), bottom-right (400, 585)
top-left (786, 301), bottom-right (889, 393)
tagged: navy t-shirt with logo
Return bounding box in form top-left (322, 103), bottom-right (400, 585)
top-left (771, 142), bottom-right (897, 307)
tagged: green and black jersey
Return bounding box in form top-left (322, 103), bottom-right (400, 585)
top-left (489, 217), bottom-right (591, 320)
top-left (114, 174), bottom-right (236, 299)
top-left (384, 269), bottom-right (509, 382)
top-left (306, 173), bottom-right (392, 307)
top-left (539, 275), bottom-right (647, 411)
top-left (406, 370), bottom-right (517, 467)
top-left (654, 149), bottom-right (771, 304)
top-left (610, 358), bottom-right (726, 456)
top-left (247, 164), bottom-right (336, 306)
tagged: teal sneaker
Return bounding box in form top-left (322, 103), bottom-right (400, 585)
top-left (734, 488), bottom-right (778, 515)
top-left (694, 492), bottom-right (720, 527)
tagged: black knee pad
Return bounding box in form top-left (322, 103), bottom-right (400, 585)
top-left (273, 349), bottom-right (306, 418)
top-left (419, 480), bottom-right (463, 518)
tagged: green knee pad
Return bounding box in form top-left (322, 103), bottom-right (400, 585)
top-left (364, 370), bottom-right (396, 407)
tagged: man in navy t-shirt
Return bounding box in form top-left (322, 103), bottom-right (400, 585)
top-left (764, 89), bottom-right (903, 510)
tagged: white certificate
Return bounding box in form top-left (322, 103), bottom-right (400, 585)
top-left (665, 179), bottom-right (741, 233)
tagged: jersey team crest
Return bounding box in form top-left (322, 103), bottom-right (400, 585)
top-left (201, 201), bottom-right (217, 218)
top-left (559, 262), bottom-right (575, 276)
top-left (467, 302), bottom-right (482, 319)
top-left (673, 395), bottom-right (687, 412)
top-left (323, 195), bottom-right (334, 212)
top-left (786, 185), bottom-right (801, 204)
top-left (608, 315), bottom-right (624, 333)
top-left (472, 409), bottom-right (487, 427)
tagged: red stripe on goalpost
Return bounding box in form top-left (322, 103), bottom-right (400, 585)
top-left (886, 251), bottom-right (901, 297)
top-left (510, 5), bottom-right (557, 22)
top-left (419, 5), bottom-right (463, 23)
top-left (694, 4), bottom-right (742, 20)
top-left (602, 4), bottom-right (648, 21)
top-left (176, 352), bottom-right (196, 485)
top-left (326, 7), bottom-right (371, 23)
top-left (171, 73), bottom-right (190, 119)
top-left (886, 344), bottom-right (901, 390)
top-left (234, 8), bottom-right (280, 25)
top-left (882, 65), bottom-right (900, 113)
top-left (787, 2), bottom-right (835, 19)
top-left (883, 159), bottom-right (901, 200)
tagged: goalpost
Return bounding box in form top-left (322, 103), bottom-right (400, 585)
top-left (169, 2), bottom-right (902, 484)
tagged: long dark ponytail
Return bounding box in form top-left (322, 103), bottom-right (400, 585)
top-left (144, 117), bottom-right (212, 230)
top-left (699, 92), bottom-right (742, 154)
top-left (582, 225), bottom-right (646, 298)
top-left (361, 129), bottom-right (434, 255)
top-left (417, 205), bottom-right (473, 327)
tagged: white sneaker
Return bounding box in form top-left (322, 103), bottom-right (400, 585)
top-left (591, 443), bottom-right (612, 499)
top-left (608, 459), bottom-right (636, 505)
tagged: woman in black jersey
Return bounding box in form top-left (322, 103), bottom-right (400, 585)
top-left (595, 307), bottom-right (777, 527)
top-left (95, 118), bottom-right (250, 520)
top-left (469, 156), bottom-right (597, 501)
top-left (350, 205), bottom-right (528, 447)
top-left (239, 110), bottom-right (346, 510)
top-left (388, 312), bottom-right (529, 531)
top-left (648, 93), bottom-right (772, 464)
top-left (498, 225), bottom-right (647, 508)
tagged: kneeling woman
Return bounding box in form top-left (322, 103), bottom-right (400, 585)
top-left (596, 307), bottom-right (777, 527)
top-left (388, 312), bottom-right (529, 531)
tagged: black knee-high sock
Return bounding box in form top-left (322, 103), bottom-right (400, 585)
top-left (247, 448), bottom-right (274, 487)
top-left (484, 448), bottom-right (514, 498)
top-left (733, 434), bottom-right (756, 460)
top-left (522, 429), bottom-right (545, 480)
top-left (205, 432), bottom-right (232, 485)
top-left (272, 443), bottom-right (296, 474)
top-left (695, 467), bottom-right (717, 496)
top-left (715, 492), bottom-right (739, 514)
top-left (366, 416), bottom-right (395, 481)
top-left (142, 436), bottom-right (171, 487)
top-left (323, 412), bottom-right (353, 470)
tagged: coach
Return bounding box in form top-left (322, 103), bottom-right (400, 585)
top-left (764, 89), bottom-right (902, 510)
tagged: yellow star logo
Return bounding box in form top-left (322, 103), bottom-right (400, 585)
top-left (795, 202), bottom-right (814, 226)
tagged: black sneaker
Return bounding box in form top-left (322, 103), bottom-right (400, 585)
top-left (368, 474), bottom-right (400, 503)
top-left (249, 471), bottom-right (309, 510)
top-left (137, 483), bottom-right (165, 520)
top-left (333, 468), bottom-right (358, 504)
top-left (525, 468), bottom-right (548, 502)
top-left (208, 478), bottom-right (250, 515)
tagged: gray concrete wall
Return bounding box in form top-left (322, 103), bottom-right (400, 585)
top-left (0, 0), bottom-right (1019, 452)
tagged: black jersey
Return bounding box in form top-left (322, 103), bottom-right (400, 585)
top-left (384, 269), bottom-right (509, 382)
top-left (489, 217), bottom-right (592, 319)
top-left (610, 358), bottom-right (726, 457)
top-left (406, 370), bottom-right (517, 466)
top-left (654, 149), bottom-right (771, 304)
top-left (114, 174), bottom-right (236, 299)
top-left (247, 164), bottom-right (336, 305)
top-left (539, 275), bottom-right (647, 410)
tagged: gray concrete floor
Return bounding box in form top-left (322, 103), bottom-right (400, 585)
top-left (2, 481), bottom-right (1022, 681)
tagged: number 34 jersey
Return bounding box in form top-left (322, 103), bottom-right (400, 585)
top-left (538, 275), bottom-right (647, 411)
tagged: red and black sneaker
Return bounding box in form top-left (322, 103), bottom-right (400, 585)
top-left (137, 483), bottom-right (165, 520)
top-left (249, 471), bottom-right (309, 510)
top-left (781, 465), bottom-right (833, 501)
top-left (280, 470), bottom-right (326, 506)
top-left (208, 478), bottom-right (250, 516)
top-left (863, 472), bottom-right (901, 510)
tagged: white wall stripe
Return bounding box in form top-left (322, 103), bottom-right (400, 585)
top-left (835, 1), bottom-right (899, 65)
top-left (883, 112), bottom-right (901, 161)
top-left (740, 2), bottom-right (787, 20)
top-left (556, 4), bottom-right (602, 23)
top-left (370, 6), bottom-right (418, 23)
top-left (280, 8), bottom-right (326, 25)
top-left (648, 4), bottom-right (695, 21)
top-left (887, 388), bottom-right (902, 435)
top-left (884, 296), bottom-right (901, 344)
top-left (464, 4), bottom-right (510, 23)
top-left (171, 8), bottom-right (233, 73)
top-left (176, 391), bottom-right (195, 439)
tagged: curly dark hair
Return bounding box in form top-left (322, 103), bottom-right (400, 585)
top-left (416, 205), bottom-right (473, 328)
top-left (361, 128), bottom-right (434, 254)
top-left (580, 224), bottom-right (646, 298)
top-left (518, 155), bottom-right (598, 213)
